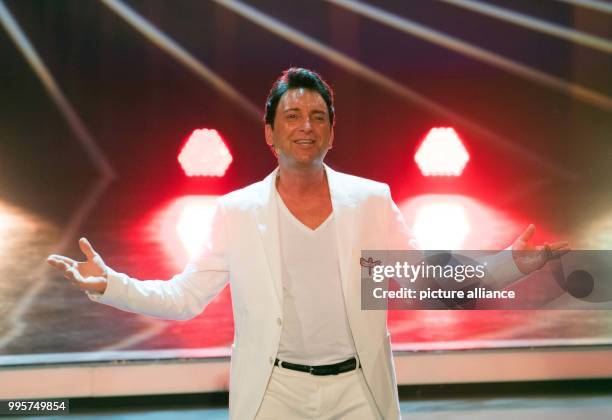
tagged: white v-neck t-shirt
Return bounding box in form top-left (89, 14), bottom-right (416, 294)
top-left (275, 189), bottom-right (357, 365)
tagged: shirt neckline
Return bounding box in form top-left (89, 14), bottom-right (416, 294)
top-left (276, 189), bottom-right (333, 234)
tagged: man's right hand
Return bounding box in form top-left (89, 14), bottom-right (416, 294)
top-left (47, 237), bottom-right (108, 295)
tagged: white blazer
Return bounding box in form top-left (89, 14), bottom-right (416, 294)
top-left (90, 164), bottom-right (521, 419)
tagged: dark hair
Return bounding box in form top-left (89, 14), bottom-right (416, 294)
top-left (264, 67), bottom-right (335, 128)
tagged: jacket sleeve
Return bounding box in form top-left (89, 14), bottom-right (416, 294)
top-left (87, 202), bottom-right (230, 321)
top-left (381, 184), bottom-right (523, 290)
top-left (383, 184), bottom-right (416, 252)
top-left (477, 247), bottom-right (524, 289)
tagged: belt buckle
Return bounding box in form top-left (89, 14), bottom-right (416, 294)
top-left (309, 366), bottom-right (315, 374)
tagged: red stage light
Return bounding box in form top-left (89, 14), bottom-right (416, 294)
top-left (151, 195), bottom-right (219, 270)
top-left (401, 194), bottom-right (521, 250)
top-left (178, 129), bottom-right (233, 177)
top-left (175, 196), bottom-right (218, 259)
top-left (412, 199), bottom-right (471, 250)
top-left (415, 127), bottom-right (469, 176)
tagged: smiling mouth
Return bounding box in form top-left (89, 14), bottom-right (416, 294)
top-left (294, 140), bottom-right (315, 145)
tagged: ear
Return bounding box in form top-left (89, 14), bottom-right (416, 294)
top-left (328, 127), bottom-right (334, 149)
top-left (265, 124), bottom-right (279, 158)
top-left (265, 124), bottom-right (274, 147)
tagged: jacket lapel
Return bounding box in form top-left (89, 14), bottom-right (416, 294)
top-left (253, 167), bottom-right (284, 307)
top-left (325, 164), bottom-right (357, 304)
top-left (253, 164), bottom-right (357, 308)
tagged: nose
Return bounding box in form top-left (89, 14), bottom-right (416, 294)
top-left (299, 116), bottom-right (314, 132)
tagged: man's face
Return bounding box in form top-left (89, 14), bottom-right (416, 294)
top-left (265, 88), bottom-right (334, 168)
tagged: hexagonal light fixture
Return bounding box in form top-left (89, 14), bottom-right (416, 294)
top-left (414, 127), bottom-right (469, 176)
top-left (178, 128), bottom-right (233, 177)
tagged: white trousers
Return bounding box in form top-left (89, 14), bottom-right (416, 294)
top-left (255, 365), bottom-right (382, 419)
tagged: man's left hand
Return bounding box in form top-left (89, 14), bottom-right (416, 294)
top-left (512, 224), bottom-right (570, 274)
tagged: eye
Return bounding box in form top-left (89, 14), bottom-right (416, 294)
top-left (287, 113), bottom-right (298, 120)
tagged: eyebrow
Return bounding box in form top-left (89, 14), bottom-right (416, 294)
top-left (282, 108), bottom-right (327, 115)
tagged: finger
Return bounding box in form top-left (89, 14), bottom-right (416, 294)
top-left (548, 241), bottom-right (570, 250)
top-left (547, 247), bottom-right (570, 259)
top-left (66, 266), bottom-right (84, 282)
top-left (517, 224), bottom-right (536, 243)
top-left (48, 255), bottom-right (77, 266)
top-left (544, 242), bottom-right (553, 259)
top-left (64, 271), bottom-right (76, 282)
top-left (547, 250), bottom-right (569, 259)
top-left (65, 272), bottom-right (82, 290)
top-left (63, 267), bottom-right (77, 281)
top-left (79, 237), bottom-right (98, 260)
top-left (47, 257), bottom-right (72, 272)
top-left (64, 270), bottom-right (79, 286)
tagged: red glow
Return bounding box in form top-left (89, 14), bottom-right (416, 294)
top-left (151, 195), bottom-right (219, 270)
top-left (413, 200), bottom-right (471, 249)
top-left (178, 129), bottom-right (233, 177)
top-left (415, 127), bottom-right (469, 176)
top-left (401, 194), bottom-right (520, 250)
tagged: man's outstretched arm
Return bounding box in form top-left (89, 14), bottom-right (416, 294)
top-left (46, 205), bottom-right (230, 321)
top-left (381, 185), bottom-right (570, 288)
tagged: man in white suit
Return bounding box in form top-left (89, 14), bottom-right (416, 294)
top-left (47, 68), bottom-right (568, 419)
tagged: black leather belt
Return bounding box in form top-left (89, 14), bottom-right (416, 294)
top-left (275, 357), bottom-right (359, 376)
